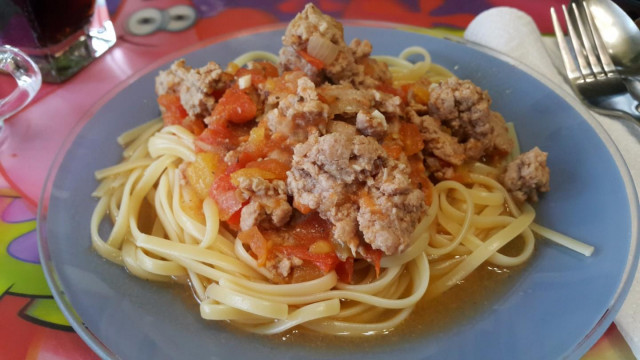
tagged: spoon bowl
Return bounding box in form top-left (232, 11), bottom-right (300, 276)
top-left (584, 0), bottom-right (640, 75)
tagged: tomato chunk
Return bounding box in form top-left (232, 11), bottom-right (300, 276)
top-left (297, 50), bottom-right (324, 69)
top-left (185, 152), bottom-right (222, 199)
top-left (411, 83), bottom-right (430, 105)
top-left (183, 117), bottom-right (205, 136)
top-left (291, 212), bottom-right (332, 247)
top-left (293, 199), bottom-right (313, 215)
top-left (209, 173), bottom-right (243, 221)
top-left (408, 154), bottom-right (433, 205)
top-left (253, 61), bottom-right (279, 78)
top-left (376, 83), bottom-right (402, 98)
top-left (269, 213), bottom-right (338, 274)
top-left (399, 122), bottom-right (424, 156)
top-left (226, 209), bottom-right (242, 230)
top-left (157, 94), bottom-right (188, 126)
top-left (235, 62), bottom-right (279, 86)
top-left (382, 138), bottom-right (404, 160)
top-left (212, 87), bottom-right (257, 124)
top-left (274, 245), bottom-right (340, 273)
top-left (197, 123), bottom-right (237, 150)
top-left (361, 245), bottom-right (384, 277)
top-left (238, 226), bottom-right (270, 266)
top-left (245, 158), bottom-right (290, 180)
top-left (229, 167), bottom-right (279, 186)
top-left (335, 257), bottom-right (354, 284)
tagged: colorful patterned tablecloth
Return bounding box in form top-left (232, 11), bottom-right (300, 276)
top-left (0, 1), bottom-right (636, 359)
top-left (0, 179), bottom-right (98, 359)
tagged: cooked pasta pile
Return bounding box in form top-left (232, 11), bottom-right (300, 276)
top-left (90, 44), bottom-right (593, 336)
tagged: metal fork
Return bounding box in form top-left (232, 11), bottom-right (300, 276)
top-left (551, 1), bottom-right (640, 122)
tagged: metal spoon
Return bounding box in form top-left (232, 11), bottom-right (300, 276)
top-left (583, 0), bottom-right (640, 75)
top-left (579, 0), bottom-right (640, 99)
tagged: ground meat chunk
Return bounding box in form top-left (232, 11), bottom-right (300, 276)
top-left (501, 147), bottom-right (550, 203)
top-left (428, 78), bottom-right (491, 130)
top-left (372, 89), bottom-right (403, 116)
top-left (428, 78), bottom-right (492, 160)
top-left (349, 38), bottom-right (372, 59)
top-left (155, 60), bottom-right (230, 120)
top-left (408, 110), bottom-right (465, 166)
top-left (287, 132), bottom-right (426, 255)
top-left (279, 46), bottom-right (325, 84)
top-left (327, 119), bottom-right (357, 136)
top-left (357, 162), bottom-right (426, 254)
top-left (279, 4), bottom-right (355, 83)
top-left (426, 78), bottom-right (514, 162)
top-left (262, 71), bottom-right (305, 110)
top-left (155, 60), bottom-right (187, 96)
top-left (488, 111), bottom-right (514, 155)
top-left (318, 83), bottom-right (373, 119)
top-left (318, 83), bottom-right (403, 120)
top-left (286, 133), bottom-right (363, 251)
top-left (406, 78), bottom-right (432, 115)
top-left (236, 177), bottom-right (292, 231)
top-left (274, 255), bottom-right (303, 278)
top-left (265, 76), bottom-right (329, 143)
top-left (279, 4), bottom-right (392, 89)
top-left (348, 38), bottom-right (394, 88)
top-left (424, 155), bottom-right (455, 180)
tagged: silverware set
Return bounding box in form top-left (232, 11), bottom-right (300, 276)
top-left (551, 0), bottom-right (640, 122)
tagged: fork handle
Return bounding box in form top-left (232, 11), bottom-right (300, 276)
top-left (597, 91), bottom-right (640, 123)
top-left (623, 77), bottom-right (640, 102)
top-left (619, 93), bottom-right (640, 123)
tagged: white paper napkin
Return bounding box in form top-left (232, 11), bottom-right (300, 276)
top-left (464, 6), bottom-right (640, 357)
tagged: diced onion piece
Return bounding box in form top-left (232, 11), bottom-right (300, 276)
top-left (371, 109), bottom-right (385, 122)
top-left (194, 139), bottom-right (218, 153)
top-left (309, 240), bottom-right (333, 254)
top-left (369, 109), bottom-right (388, 131)
top-left (238, 74), bottom-right (252, 89)
top-left (307, 33), bottom-right (339, 65)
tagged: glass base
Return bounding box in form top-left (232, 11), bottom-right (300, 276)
top-left (30, 20), bottom-right (117, 83)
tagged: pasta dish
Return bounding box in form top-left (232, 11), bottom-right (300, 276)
top-left (90, 4), bottom-right (593, 336)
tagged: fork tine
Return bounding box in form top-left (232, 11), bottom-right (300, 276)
top-left (581, 1), bottom-right (617, 76)
top-left (562, 4), bottom-right (593, 80)
top-left (551, 7), bottom-right (582, 81)
top-left (572, 2), bottom-right (606, 78)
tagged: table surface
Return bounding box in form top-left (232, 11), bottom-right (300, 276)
top-left (0, 0), bottom-right (637, 359)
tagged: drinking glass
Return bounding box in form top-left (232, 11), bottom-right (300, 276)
top-left (0, 0), bottom-right (117, 83)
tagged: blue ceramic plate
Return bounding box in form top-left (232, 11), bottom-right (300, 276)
top-left (38, 24), bottom-right (639, 360)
